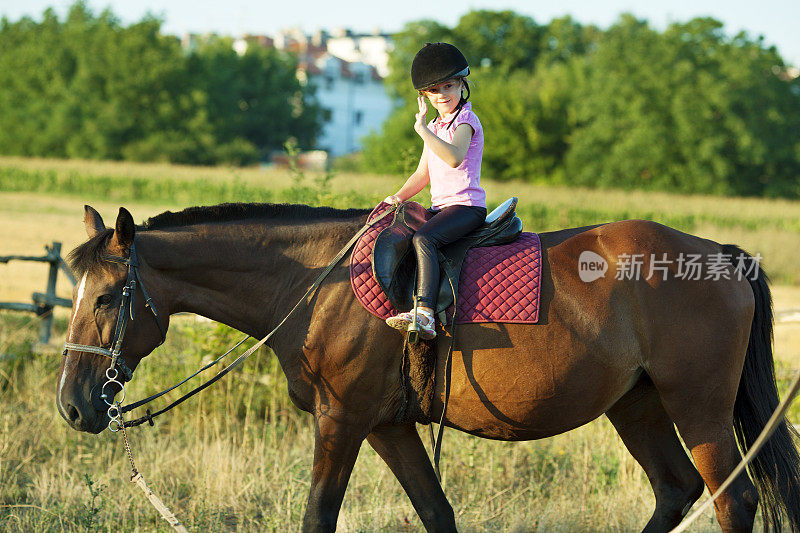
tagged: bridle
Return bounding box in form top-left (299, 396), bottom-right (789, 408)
top-left (57, 208), bottom-right (405, 531)
top-left (62, 206), bottom-right (398, 432)
top-left (64, 241), bottom-right (166, 381)
top-left (62, 241), bottom-right (166, 426)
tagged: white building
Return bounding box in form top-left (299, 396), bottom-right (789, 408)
top-left (326, 28), bottom-right (394, 78)
top-left (302, 53), bottom-right (393, 156)
top-left (221, 27), bottom-right (395, 157)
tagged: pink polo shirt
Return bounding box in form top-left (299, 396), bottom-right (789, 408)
top-left (425, 102), bottom-right (486, 210)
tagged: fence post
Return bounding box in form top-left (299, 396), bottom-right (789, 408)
top-left (37, 242), bottom-right (61, 345)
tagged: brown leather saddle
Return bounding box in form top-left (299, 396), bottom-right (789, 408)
top-left (371, 197), bottom-right (523, 321)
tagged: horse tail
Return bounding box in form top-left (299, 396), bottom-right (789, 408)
top-left (724, 244), bottom-right (800, 531)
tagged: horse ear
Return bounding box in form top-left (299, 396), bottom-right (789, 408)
top-left (84, 205), bottom-right (106, 238)
top-left (109, 207), bottom-right (136, 252)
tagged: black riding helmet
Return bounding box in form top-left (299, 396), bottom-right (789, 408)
top-left (411, 42), bottom-right (470, 91)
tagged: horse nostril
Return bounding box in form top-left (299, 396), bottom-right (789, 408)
top-left (66, 403), bottom-right (80, 424)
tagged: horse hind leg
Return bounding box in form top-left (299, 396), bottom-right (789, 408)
top-left (606, 375), bottom-right (705, 532)
top-left (650, 350), bottom-right (759, 532)
top-left (660, 402), bottom-right (759, 532)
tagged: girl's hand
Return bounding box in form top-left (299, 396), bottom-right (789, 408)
top-left (414, 96), bottom-right (428, 134)
top-left (383, 195), bottom-right (401, 206)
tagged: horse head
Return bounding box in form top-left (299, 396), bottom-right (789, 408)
top-left (57, 205), bottom-right (168, 433)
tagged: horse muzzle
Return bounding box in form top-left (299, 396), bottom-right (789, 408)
top-left (57, 380), bottom-right (111, 434)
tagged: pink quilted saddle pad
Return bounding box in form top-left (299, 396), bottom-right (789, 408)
top-left (350, 203), bottom-right (543, 324)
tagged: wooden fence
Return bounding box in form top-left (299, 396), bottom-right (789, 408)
top-left (0, 242), bottom-right (75, 344)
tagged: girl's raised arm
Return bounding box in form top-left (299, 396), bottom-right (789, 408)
top-left (414, 96), bottom-right (473, 168)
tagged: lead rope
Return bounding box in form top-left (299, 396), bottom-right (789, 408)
top-left (115, 400), bottom-right (189, 532)
top-left (104, 371), bottom-right (187, 531)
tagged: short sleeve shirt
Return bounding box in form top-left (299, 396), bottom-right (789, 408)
top-left (425, 102), bottom-right (486, 209)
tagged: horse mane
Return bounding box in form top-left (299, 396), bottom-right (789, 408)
top-left (68, 203), bottom-right (372, 277)
top-left (141, 202), bottom-right (370, 230)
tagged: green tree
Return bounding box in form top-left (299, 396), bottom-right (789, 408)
top-left (382, 11), bottom-right (546, 101)
top-left (0, 1), bottom-right (321, 165)
top-left (186, 38), bottom-right (320, 157)
top-left (473, 63), bottom-right (576, 182)
top-left (360, 98), bottom-right (419, 175)
top-left (450, 10), bottom-right (543, 74)
top-left (363, 10), bottom-right (799, 198)
top-left (537, 16), bottom-right (601, 67)
top-left (566, 15), bottom-right (800, 197)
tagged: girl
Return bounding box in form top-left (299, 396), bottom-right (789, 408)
top-left (384, 42), bottom-right (487, 340)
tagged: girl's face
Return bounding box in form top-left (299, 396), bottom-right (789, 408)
top-left (422, 78), bottom-right (463, 116)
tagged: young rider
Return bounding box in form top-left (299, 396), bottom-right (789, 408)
top-left (384, 42), bottom-right (487, 340)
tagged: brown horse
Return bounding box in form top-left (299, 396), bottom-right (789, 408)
top-left (57, 202), bottom-right (800, 532)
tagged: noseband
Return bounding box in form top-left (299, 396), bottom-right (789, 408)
top-left (63, 241), bottom-right (166, 383)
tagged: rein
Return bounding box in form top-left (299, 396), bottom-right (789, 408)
top-left (62, 206), bottom-right (398, 532)
top-left (65, 206), bottom-right (397, 430)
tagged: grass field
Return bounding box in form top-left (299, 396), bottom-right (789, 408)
top-left (4, 314), bottom-right (798, 532)
top-left (1, 156), bottom-right (800, 531)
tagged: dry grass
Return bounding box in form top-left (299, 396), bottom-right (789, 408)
top-left (0, 155), bottom-right (295, 187)
top-left (1, 327), bottom-right (796, 531)
top-left (0, 193), bottom-right (169, 303)
top-left (2, 314), bottom-right (764, 532)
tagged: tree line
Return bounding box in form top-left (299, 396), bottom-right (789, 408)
top-left (0, 2), bottom-right (320, 165)
top-left (1, 5), bottom-right (798, 197)
top-left (362, 11), bottom-right (800, 198)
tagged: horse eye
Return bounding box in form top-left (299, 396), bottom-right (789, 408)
top-left (97, 294), bottom-right (113, 307)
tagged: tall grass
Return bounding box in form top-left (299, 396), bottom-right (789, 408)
top-left (3, 161), bottom-right (800, 232)
top-left (4, 312), bottom-right (785, 531)
top-left (0, 166), bottom-right (371, 210)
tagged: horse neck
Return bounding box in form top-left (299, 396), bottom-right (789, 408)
top-left (137, 215), bottom-right (364, 337)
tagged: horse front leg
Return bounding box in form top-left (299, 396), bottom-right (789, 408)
top-left (367, 423), bottom-right (456, 532)
top-left (302, 413), bottom-right (365, 532)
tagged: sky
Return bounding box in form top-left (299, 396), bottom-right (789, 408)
top-left (1, 0), bottom-right (798, 65)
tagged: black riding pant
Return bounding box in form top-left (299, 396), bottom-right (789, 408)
top-left (412, 205), bottom-right (487, 310)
